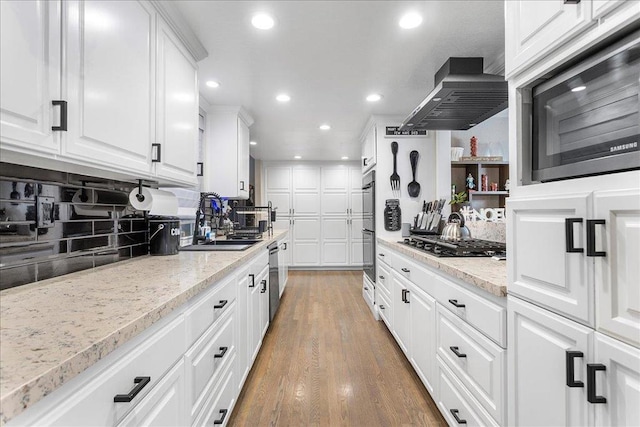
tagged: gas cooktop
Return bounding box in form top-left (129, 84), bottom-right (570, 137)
top-left (402, 234), bottom-right (506, 257)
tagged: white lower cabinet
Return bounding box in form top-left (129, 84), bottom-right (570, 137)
top-left (117, 359), bottom-right (186, 427)
top-left (7, 246), bottom-right (275, 427)
top-left (378, 243), bottom-right (506, 427)
top-left (278, 237), bottom-right (289, 297)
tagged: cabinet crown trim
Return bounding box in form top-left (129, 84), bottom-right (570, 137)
top-left (150, 0), bottom-right (208, 62)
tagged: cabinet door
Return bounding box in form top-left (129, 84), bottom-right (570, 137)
top-left (278, 239), bottom-right (289, 297)
top-left (64, 0), bottom-right (154, 174)
top-left (267, 192), bottom-right (292, 217)
top-left (505, 0), bottom-right (592, 77)
top-left (292, 166), bottom-right (320, 192)
top-left (236, 269), bottom-right (250, 392)
top-left (117, 360), bottom-right (185, 427)
top-left (593, 333), bottom-right (640, 427)
top-left (237, 118), bottom-right (250, 198)
top-left (593, 189), bottom-right (640, 347)
top-left (265, 166), bottom-right (291, 192)
top-left (0, 0), bottom-right (60, 154)
top-left (508, 296), bottom-right (592, 427)
top-left (361, 123), bottom-right (376, 172)
top-left (349, 217), bottom-right (364, 266)
top-left (508, 194), bottom-right (593, 325)
top-left (321, 217), bottom-right (349, 266)
top-left (154, 18), bottom-right (197, 185)
top-left (259, 270), bottom-right (270, 339)
top-left (249, 278), bottom-right (261, 363)
top-left (321, 192), bottom-right (348, 216)
top-left (409, 284), bottom-right (436, 395)
top-left (392, 274), bottom-right (411, 355)
top-left (321, 167), bottom-right (349, 192)
top-left (293, 192), bottom-right (320, 216)
top-left (292, 217), bottom-right (320, 266)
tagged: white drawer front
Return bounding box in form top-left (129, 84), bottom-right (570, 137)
top-left (437, 305), bottom-right (505, 424)
top-left (185, 304), bottom-right (235, 422)
top-left (376, 261), bottom-right (392, 299)
top-left (185, 273), bottom-right (236, 346)
top-left (25, 315), bottom-right (186, 427)
top-left (377, 247), bottom-right (395, 269)
top-left (437, 358), bottom-right (499, 427)
top-left (377, 291), bottom-right (392, 330)
top-left (393, 251), bottom-right (437, 296)
top-left (433, 273), bottom-right (506, 347)
top-left (195, 355), bottom-right (236, 427)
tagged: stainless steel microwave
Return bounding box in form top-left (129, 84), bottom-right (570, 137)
top-left (530, 30), bottom-right (640, 182)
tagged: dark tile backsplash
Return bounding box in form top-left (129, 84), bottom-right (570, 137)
top-left (0, 163), bottom-right (150, 290)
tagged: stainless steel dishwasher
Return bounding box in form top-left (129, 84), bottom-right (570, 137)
top-left (268, 241), bottom-right (280, 321)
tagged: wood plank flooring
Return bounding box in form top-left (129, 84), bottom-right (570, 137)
top-left (229, 270), bottom-right (447, 426)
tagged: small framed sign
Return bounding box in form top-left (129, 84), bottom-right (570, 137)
top-left (385, 126), bottom-right (428, 137)
top-left (36, 196), bottom-right (55, 228)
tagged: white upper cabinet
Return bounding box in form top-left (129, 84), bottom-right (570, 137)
top-left (593, 189), bottom-right (640, 348)
top-left (63, 0), bottom-right (155, 175)
top-left (0, 0), bottom-right (61, 155)
top-left (203, 107), bottom-right (253, 199)
top-left (154, 17), bottom-right (198, 185)
top-left (508, 193), bottom-right (594, 326)
top-left (361, 119), bottom-right (377, 173)
top-left (265, 166), bottom-right (292, 216)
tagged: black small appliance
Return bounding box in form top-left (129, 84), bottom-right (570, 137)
top-left (149, 216), bottom-right (180, 255)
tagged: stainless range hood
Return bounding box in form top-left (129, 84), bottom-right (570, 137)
top-left (400, 57), bottom-right (507, 131)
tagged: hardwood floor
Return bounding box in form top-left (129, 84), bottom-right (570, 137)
top-left (229, 270), bottom-right (447, 426)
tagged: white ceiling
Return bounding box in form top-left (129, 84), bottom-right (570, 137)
top-left (175, 1), bottom-right (505, 161)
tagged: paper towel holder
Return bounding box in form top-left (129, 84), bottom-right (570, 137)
top-left (135, 180), bottom-right (146, 203)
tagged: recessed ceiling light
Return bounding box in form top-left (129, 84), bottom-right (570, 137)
top-left (294, 155), bottom-right (301, 159)
top-left (399, 12), bottom-right (423, 29)
top-left (469, 123), bottom-right (477, 127)
top-left (341, 156), bottom-right (349, 160)
top-left (319, 124), bottom-right (331, 130)
top-left (252, 13), bottom-right (274, 30)
top-left (366, 93), bottom-right (382, 102)
top-left (249, 141), bottom-right (257, 146)
top-left (206, 81), bottom-right (220, 88)
top-left (276, 94), bottom-right (291, 102)
top-left (406, 123), bottom-right (414, 127)
top-left (571, 85), bottom-right (586, 92)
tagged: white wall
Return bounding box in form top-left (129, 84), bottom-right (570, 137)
top-left (372, 116), bottom-right (437, 240)
top-left (450, 110), bottom-right (509, 159)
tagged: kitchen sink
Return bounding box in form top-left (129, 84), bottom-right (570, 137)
top-left (180, 239), bottom-right (261, 252)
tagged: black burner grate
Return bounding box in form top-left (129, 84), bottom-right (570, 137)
top-left (402, 234), bottom-right (506, 257)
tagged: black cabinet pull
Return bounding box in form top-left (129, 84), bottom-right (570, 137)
top-left (401, 289), bottom-right (410, 303)
top-left (51, 100), bottom-right (68, 131)
top-left (379, 253), bottom-right (385, 257)
top-left (151, 143), bottom-right (161, 162)
top-left (450, 346), bottom-right (467, 358)
top-left (401, 268), bottom-right (410, 273)
top-left (363, 158), bottom-right (368, 166)
top-left (364, 286), bottom-right (369, 291)
top-left (214, 300), bottom-right (228, 310)
top-left (586, 219), bottom-right (606, 257)
top-left (566, 350), bottom-right (584, 388)
top-left (214, 346), bottom-right (228, 359)
top-left (248, 274), bottom-right (255, 287)
top-left (379, 275), bottom-right (385, 280)
top-left (283, 242), bottom-right (287, 250)
top-left (587, 363), bottom-right (607, 404)
top-left (196, 162), bottom-right (204, 176)
top-left (565, 218), bottom-right (584, 253)
top-left (564, 0), bottom-right (580, 3)
top-left (449, 299), bottom-right (465, 308)
top-left (260, 279), bottom-right (267, 293)
top-left (450, 409), bottom-right (467, 424)
top-left (213, 409), bottom-right (228, 425)
top-left (240, 181), bottom-right (245, 191)
top-left (114, 376), bottom-right (151, 402)
top-left (379, 305), bottom-right (385, 310)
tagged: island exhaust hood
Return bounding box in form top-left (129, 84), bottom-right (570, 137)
top-left (400, 57), bottom-right (507, 131)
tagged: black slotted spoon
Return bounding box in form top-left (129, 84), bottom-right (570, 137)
top-left (408, 150), bottom-right (420, 198)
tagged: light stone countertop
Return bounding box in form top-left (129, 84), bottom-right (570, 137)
top-left (0, 230), bottom-right (288, 425)
top-left (377, 238), bottom-right (507, 298)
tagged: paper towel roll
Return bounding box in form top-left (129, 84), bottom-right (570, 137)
top-left (129, 188), bottom-right (178, 216)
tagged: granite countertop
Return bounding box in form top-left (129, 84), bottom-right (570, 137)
top-left (0, 230), bottom-right (288, 425)
top-left (377, 238), bottom-right (507, 298)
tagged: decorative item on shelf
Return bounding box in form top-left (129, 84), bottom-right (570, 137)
top-left (390, 141), bottom-right (400, 195)
top-left (460, 205), bottom-right (474, 223)
top-left (449, 191), bottom-right (467, 214)
top-left (490, 182), bottom-right (499, 192)
top-left (384, 199), bottom-right (402, 231)
top-left (470, 136), bottom-right (478, 157)
top-left (451, 147), bottom-right (464, 161)
top-left (460, 155), bottom-right (503, 161)
top-left (481, 174), bottom-right (488, 192)
top-left (407, 150), bottom-right (421, 198)
top-left (466, 173), bottom-right (475, 191)
top-left (504, 178), bottom-right (510, 192)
